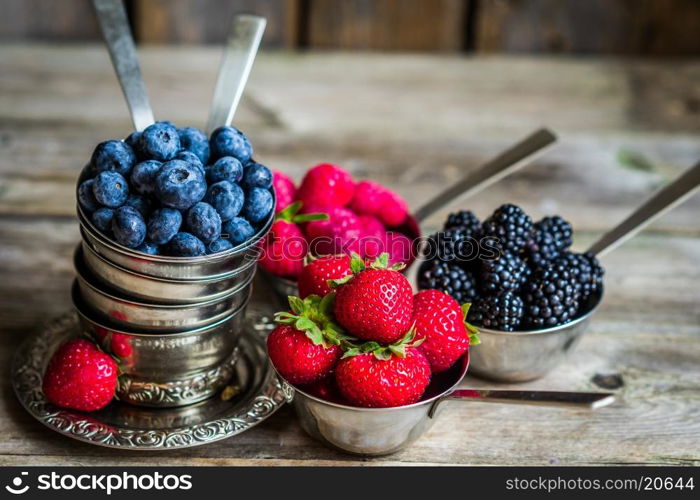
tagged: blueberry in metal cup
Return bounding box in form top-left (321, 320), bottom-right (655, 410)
top-left (178, 126), bottom-right (210, 164)
top-left (112, 205), bottom-right (146, 248)
top-left (154, 160), bottom-right (207, 210)
top-left (210, 126), bottom-right (253, 163)
top-left (90, 140), bottom-right (136, 177)
top-left (93, 171), bottom-right (129, 208)
top-left (139, 121), bottom-right (181, 161)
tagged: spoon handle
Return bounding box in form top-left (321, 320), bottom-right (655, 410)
top-left (448, 389), bottom-right (615, 409)
top-left (206, 15), bottom-right (266, 134)
top-left (588, 160), bottom-right (700, 257)
top-left (413, 128), bottom-right (557, 224)
top-left (92, 0), bottom-right (154, 131)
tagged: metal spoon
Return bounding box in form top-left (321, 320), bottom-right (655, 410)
top-left (206, 14), bottom-right (266, 134)
top-left (92, 0), bottom-right (154, 131)
top-left (413, 128), bottom-right (557, 222)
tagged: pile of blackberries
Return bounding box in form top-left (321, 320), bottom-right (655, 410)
top-left (418, 204), bottom-right (604, 331)
top-left (77, 121), bottom-right (274, 257)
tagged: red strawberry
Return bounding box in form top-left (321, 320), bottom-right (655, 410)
top-left (304, 206), bottom-right (362, 256)
top-left (297, 163), bottom-right (355, 208)
top-left (350, 180), bottom-right (408, 227)
top-left (357, 215), bottom-right (385, 259)
top-left (272, 170), bottom-right (296, 214)
top-left (259, 201), bottom-right (327, 279)
top-left (335, 338), bottom-right (431, 408)
top-left (298, 254), bottom-right (352, 298)
top-left (412, 289), bottom-right (480, 372)
top-left (301, 376), bottom-right (346, 404)
top-left (42, 339), bottom-right (118, 411)
top-left (333, 254), bottom-right (413, 343)
top-left (267, 295), bottom-right (346, 384)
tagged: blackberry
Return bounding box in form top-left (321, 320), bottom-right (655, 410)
top-left (467, 292), bottom-right (524, 331)
top-left (444, 210), bottom-right (481, 234)
top-left (422, 227), bottom-right (480, 264)
top-left (417, 259), bottom-right (479, 304)
top-left (522, 261), bottom-right (580, 328)
top-left (481, 204), bottom-right (534, 253)
top-left (479, 251), bottom-right (530, 294)
top-left (525, 216), bottom-right (573, 268)
top-left (556, 251), bottom-right (604, 301)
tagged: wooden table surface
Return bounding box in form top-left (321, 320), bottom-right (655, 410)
top-left (0, 45), bottom-right (698, 466)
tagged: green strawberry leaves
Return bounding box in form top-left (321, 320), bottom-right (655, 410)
top-left (329, 252), bottom-right (405, 289)
top-left (342, 327), bottom-right (424, 360)
top-left (276, 201), bottom-right (329, 224)
top-left (275, 293), bottom-right (353, 348)
top-left (461, 302), bottom-right (481, 346)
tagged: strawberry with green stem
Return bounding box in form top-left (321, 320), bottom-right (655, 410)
top-left (335, 330), bottom-right (432, 408)
top-left (258, 201), bottom-right (328, 279)
top-left (332, 253), bottom-right (414, 344)
top-left (268, 293), bottom-right (353, 385)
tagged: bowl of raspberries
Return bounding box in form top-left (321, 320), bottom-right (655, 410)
top-left (417, 204), bottom-right (605, 382)
top-left (77, 121), bottom-right (275, 280)
top-left (266, 252), bottom-right (479, 455)
top-left (258, 163), bottom-right (417, 296)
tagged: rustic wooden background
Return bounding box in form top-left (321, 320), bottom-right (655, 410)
top-left (2, 0), bottom-right (700, 55)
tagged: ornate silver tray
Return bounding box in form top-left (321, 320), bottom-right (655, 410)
top-left (11, 310), bottom-right (292, 450)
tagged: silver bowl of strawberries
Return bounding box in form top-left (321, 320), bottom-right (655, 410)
top-left (265, 254), bottom-right (614, 455)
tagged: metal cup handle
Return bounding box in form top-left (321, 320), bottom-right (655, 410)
top-left (428, 389), bottom-right (615, 418)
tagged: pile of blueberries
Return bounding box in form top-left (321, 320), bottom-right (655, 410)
top-left (77, 121), bottom-right (274, 257)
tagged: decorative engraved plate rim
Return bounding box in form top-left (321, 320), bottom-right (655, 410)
top-left (11, 312), bottom-right (291, 450)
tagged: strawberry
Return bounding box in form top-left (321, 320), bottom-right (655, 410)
top-left (350, 180), bottom-right (408, 227)
top-left (258, 201), bottom-right (327, 279)
top-left (298, 254), bottom-right (352, 298)
top-left (412, 289), bottom-right (480, 372)
top-left (333, 253), bottom-right (413, 343)
top-left (42, 339), bottom-right (118, 411)
top-left (335, 333), bottom-right (431, 408)
top-left (357, 215), bottom-right (385, 259)
top-left (304, 206), bottom-right (362, 256)
top-left (297, 163), bottom-right (355, 209)
top-left (272, 170), bottom-right (296, 214)
top-left (301, 376), bottom-right (346, 404)
top-left (267, 294), bottom-right (348, 384)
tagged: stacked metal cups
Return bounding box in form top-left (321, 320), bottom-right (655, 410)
top-left (72, 195), bottom-right (274, 408)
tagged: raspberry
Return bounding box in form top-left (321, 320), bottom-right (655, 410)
top-left (297, 163), bottom-right (355, 208)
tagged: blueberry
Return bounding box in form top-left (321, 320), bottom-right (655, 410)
top-left (204, 181), bottom-right (244, 221)
top-left (130, 160), bottom-right (162, 195)
top-left (124, 131), bottom-right (142, 152)
top-left (125, 193), bottom-right (153, 218)
top-left (136, 241), bottom-right (159, 255)
top-left (112, 205), bottom-right (146, 248)
top-left (175, 150), bottom-right (206, 177)
top-left (91, 140), bottom-right (136, 177)
top-left (242, 161), bottom-right (272, 189)
top-left (185, 202), bottom-right (222, 244)
top-left (242, 187), bottom-right (273, 223)
top-left (178, 127), bottom-right (210, 164)
top-left (207, 237), bottom-right (234, 254)
top-left (208, 156), bottom-right (243, 184)
top-left (78, 179), bottom-right (100, 212)
top-left (139, 121), bottom-right (181, 161)
top-left (91, 207), bottom-right (114, 233)
top-left (147, 208), bottom-right (182, 245)
top-left (222, 217), bottom-right (255, 245)
top-left (210, 126), bottom-right (253, 163)
top-left (92, 171), bottom-right (129, 208)
top-left (154, 159), bottom-right (207, 210)
top-left (164, 232), bottom-right (206, 257)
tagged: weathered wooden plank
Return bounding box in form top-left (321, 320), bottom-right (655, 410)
top-left (134, 0), bottom-right (299, 48)
top-left (306, 0), bottom-right (468, 51)
top-left (475, 0), bottom-right (700, 56)
top-left (0, 0), bottom-right (101, 41)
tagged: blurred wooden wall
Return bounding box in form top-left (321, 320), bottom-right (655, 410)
top-left (2, 0), bottom-right (699, 55)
